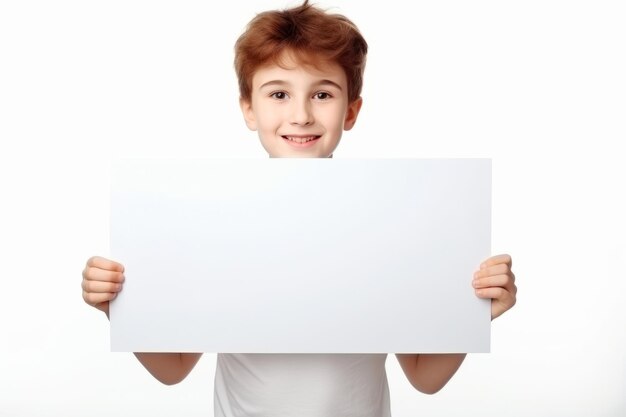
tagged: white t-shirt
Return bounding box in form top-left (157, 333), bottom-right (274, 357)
top-left (214, 353), bottom-right (391, 417)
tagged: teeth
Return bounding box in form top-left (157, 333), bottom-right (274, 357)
top-left (284, 136), bottom-right (318, 144)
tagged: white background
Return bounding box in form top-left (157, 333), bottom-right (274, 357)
top-left (0, 0), bottom-right (624, 416)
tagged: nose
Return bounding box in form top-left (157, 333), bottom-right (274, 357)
top-left (289, 98), bottom-right (314, 126)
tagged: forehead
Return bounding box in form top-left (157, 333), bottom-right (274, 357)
top-left (251, 51), bottom-right (347, 90)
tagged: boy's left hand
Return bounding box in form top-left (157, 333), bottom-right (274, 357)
top-left (472, 254), bottom-right (517, 320)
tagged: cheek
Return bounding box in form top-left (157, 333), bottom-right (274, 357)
top-left (257, 108), bottom-right (281, 130)
top-left (325, 109), bottom-right (347, 132)
top-left (315, 106), bottom-right (343, 129)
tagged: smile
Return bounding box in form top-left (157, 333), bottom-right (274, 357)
top-left (282, 135), bottom-right (321, 144)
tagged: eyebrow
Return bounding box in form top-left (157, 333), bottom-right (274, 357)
top-left (259, 79), bottom-right (343, 91)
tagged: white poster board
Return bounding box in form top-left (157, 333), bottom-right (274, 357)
top-left (110, 158), bottom-right (491, 353)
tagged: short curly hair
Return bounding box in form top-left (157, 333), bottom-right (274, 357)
top-left (234, 0), bottom-right (368, 103)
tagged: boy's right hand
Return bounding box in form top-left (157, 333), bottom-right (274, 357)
top-left (82, 256), bottom-right (125, 317)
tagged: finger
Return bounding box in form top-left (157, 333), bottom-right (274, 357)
top-left (82, 279), bottom-right (122, 294)
top-left (480, 254), bottom-right (512, 269)
top-left (83, 266), bottom-right (125, 284)
top-left (472, 274), bottom-right (512, 289)
top-left (508, 272), bottom-right (517, 293)
top-left (83, 290), bottom-right (117, 306)
top-left (474, 263), bottom-right (509, 279)
top-left (86, 256), bottom-right (125, 273)
top-left (475, 287), bottom-right (515, 308)
top-left (474, 286), bottom-right (512, 301)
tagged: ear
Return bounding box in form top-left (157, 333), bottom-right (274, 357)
top-left (343, 97), bottom-right (363, 131)
top-left (239, 97), bottom-right (258, 131)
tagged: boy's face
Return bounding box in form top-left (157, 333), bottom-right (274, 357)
top-left (240, 52), bottom-right (362, 158)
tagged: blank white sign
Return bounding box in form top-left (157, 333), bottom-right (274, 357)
top-left (110, 158), bottom-right (491, 353)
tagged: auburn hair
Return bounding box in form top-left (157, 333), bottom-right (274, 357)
top-left (234, 0), bottom-right (368, 103)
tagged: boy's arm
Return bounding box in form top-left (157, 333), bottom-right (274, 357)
top-left (397, 254), bottom-right (516, 394)
top-left (105, 309), bottom-right (202, 385)
top-left (133, 352), bottom-right (203, 385)
top-left (83, 257), bottom-right (203, 385)
top-left (103, 312), bottom-right (203, 386)
top-left (395, 354), bottom-right (466, 394)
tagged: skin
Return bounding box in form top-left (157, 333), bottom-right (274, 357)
top-left (239, 52), bottom-right (362, 158)
top-left (396, 254), bottom-right (516, 394)
top-left (81, 52), bottom-right (517, 392)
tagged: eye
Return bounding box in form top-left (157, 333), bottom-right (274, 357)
top-left (314, 92), bottom-right (332, 100)
top-left (270, 91), bottom-right (288, 100)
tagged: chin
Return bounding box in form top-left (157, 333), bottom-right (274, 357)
top-left (269, 152), bottom-right (326, 158)
top-left (267, 147), bottom-right (333, 158)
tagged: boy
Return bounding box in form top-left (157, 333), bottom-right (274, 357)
top-left (81, 1), bottom-right (517, 416)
